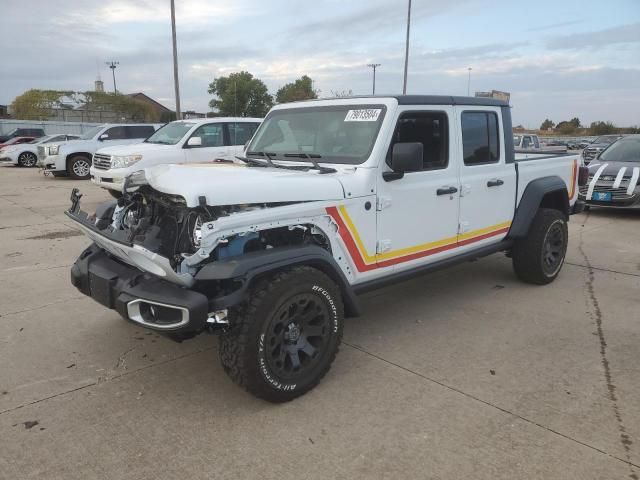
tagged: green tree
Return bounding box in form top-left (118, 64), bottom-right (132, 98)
top-left (80, 91), bottom-right (158, 122)
top-left (540, 118), bottom-right (555, 130)
top-left (275, 75), bottom-right (317, 103)
top-left (555, 121), bottom-right (577, 135)
top-left (589, 121), bottom-right (617, 135)
top-left (207, 71), bottom-right (273, 117)
top-left (10, 89), bottom-right (72, 120)
top-left (10, 89), bottom-right (159, 122)
top-left (569, 117), bottom-right (581, 128)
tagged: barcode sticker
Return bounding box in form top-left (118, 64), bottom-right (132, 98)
top-left (344, 109), bottom-right (382, 122)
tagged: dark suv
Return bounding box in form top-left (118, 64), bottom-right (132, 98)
top-left (0, 128), bottom-right (46, 143)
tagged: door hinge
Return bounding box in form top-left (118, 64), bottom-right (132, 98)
top-left (376, 196), bottom-right (392, 211)
top-left (376, 239), bottom-right (392, 254)
top-left (458, 221), bottom-right (470, 234)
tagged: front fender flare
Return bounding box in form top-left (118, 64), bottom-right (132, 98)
top-left (196, 245), bottom-right (361, 317)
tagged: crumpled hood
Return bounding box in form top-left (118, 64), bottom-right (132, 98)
top-left (143, 163), bottom-right (347, 207)
top-left (96, 142), bottom-right (168, 156)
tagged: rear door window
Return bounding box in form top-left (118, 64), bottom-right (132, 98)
top-left (127, 125), bottom-right (155, 139)
top-left (461, 111), bottom-right (500, 165)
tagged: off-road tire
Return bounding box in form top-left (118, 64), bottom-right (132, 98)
top-left (219, 266), bottom-right (344, 403)
top-left (512, 208), bottom-right (568, 285)
top-left (18, 152), bottom-right (38, 167)
top-left (68, 155), bottom-right (91, 180)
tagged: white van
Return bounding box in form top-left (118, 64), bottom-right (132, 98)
top-left (91, 117), bottom-right (262, 193)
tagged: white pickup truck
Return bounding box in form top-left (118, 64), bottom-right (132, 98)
top-left (38, 123), bottom-right (161, 179)
top-left (91, 118), bottom-right (261, 194)
top-left (66, 95), bottom-right (587, 402)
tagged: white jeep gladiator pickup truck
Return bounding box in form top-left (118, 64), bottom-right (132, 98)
top-left (66, 95), bottom-right (587, 402)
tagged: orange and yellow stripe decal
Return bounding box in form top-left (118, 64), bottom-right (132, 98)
top-left (569, 159), bottom-right (578, 199)
top-left (326, 205), bottom-right (511, 272)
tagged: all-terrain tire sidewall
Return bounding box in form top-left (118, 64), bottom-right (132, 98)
top-left (68, 155), bottom-right (91, 180)
top-left (220, 266), bottom-right (344, 402)
top-left (512, 208), bottom-right (568, 285)
top-left (18, 152), bottom-right (37, 167)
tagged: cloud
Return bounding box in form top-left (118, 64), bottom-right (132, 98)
top-left (526, 20), bottom-right (583, 32)
top-left (546, 22), bottom-right (640, 49)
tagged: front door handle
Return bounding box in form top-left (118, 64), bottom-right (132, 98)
top-left (487, 179), bottom-right (504, 187)
top-left (437, 186), bottom-right (458, 196)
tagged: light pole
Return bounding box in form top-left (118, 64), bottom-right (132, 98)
top-left (402, 0), bottom-right (411, 94)
top-left (467, 67), bottom-right (472, 96)
top-left (105, 61), bottom-right (119, 93)
top-left (367, 63), bottom-right (381, 95)
top-left (170, 0), bottom-right (181, 119)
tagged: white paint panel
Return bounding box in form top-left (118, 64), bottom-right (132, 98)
top-left (626, 167), bottom-right (640, 196)
top-left (586, 163), bottom-right (608, 200)
top-left (612, 167), bottom-right (627, 189)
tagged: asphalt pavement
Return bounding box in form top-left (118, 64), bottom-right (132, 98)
top-left (0, 164), bottom-right (638, 480)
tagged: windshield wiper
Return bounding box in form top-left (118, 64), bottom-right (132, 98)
top-left (283, 153), bottom-right (337, 174)
top-left (240, 152), bottom-right (305, 171)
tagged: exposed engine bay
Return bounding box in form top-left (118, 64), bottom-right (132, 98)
top-left (82, 186), bottom-right (331, 275)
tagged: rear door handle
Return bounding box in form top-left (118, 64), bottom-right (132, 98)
top-left (487, 179), bottom-right (504, 187)
top-left (437, 186), bottom-right (458, 196)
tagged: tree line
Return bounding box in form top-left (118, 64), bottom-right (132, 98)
top-left (539, 117), bottom-right (639, 135)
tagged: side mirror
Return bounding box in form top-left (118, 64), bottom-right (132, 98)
top-left (384, 142), bottom-right (423, 181)
top-left (187, 136), bottom-right (202, 147)
top-left (99, 133), bottom-right (109, 141)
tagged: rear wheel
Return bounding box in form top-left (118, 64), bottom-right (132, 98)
top-left (512, 208), bottom-right (568, 285)
top-left (18, 152), bottom-right (37, 167)
top-left (219, 266), bottom-right (344, 402)
top-left (68, 155), bottom-right (91, 180)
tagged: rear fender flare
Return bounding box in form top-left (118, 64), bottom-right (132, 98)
top-left (508, 176), bottom-right (569, 238)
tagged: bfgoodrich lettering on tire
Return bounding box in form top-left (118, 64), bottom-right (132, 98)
top-left (219, 266), bottom-right (344, 402)
top-left (512, 208), bottom-right (568, 285)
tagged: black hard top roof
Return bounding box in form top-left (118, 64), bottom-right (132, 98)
top-left (310, 94), bottom-right (509, 107)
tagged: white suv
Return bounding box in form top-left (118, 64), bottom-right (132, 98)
top-left (38, 123), bottom-right (161, 179)
top-left (90, 117), bottom-right (261, 193)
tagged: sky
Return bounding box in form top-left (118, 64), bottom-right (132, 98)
top-left (1, 0), bottom-right (639, 128)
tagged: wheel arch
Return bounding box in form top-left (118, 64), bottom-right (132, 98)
top-left (66, 152), bottom-right (93, 170)
top-left (196, 245), bottom-right (361, 317)
top-left (508, 176), bottom-right (569, 238)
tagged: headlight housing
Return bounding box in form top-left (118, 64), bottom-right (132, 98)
top-left (111, 154), bottom-right (143, 169)
top-left (48, 145), bottom-right (59, 155)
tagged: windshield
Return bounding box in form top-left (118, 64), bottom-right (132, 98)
top-left (593, 136), bottom-right (618, 144)
top-left (80, 125), bottom-right (105, 140)
top-left (248, 105), bottom-right (386, 164)
top-left (599, 137), bottom-right (640, 163)
top-left (145, 121), bottom-right (195, 145)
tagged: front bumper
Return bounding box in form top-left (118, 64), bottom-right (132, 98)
top-left (71, 244), bottom-right (210, 334)
top-left (90, 166), bottom-right (126, 191)
top-left (39, 154), bottom-right (63, 171)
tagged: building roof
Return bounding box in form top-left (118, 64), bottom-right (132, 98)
top-left (126, 93), bottom-right (173, 113)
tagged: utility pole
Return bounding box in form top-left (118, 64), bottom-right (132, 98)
top-left (105, 61), bottom-right (119, 93)
top-left (402, 0), bottom-right (411, 94)
top-left (467, 67), bottom-right (472, 96)
top-left (170, 0), bottom-right (181, 119)
top-left (367, 63), bottom-right (381, 95)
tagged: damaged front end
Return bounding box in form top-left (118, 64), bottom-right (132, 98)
top-left (66, 171), bottom-right (338, 339)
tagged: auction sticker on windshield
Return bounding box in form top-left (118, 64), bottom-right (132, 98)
top-left (344, 109), bottom-right (382, 122)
